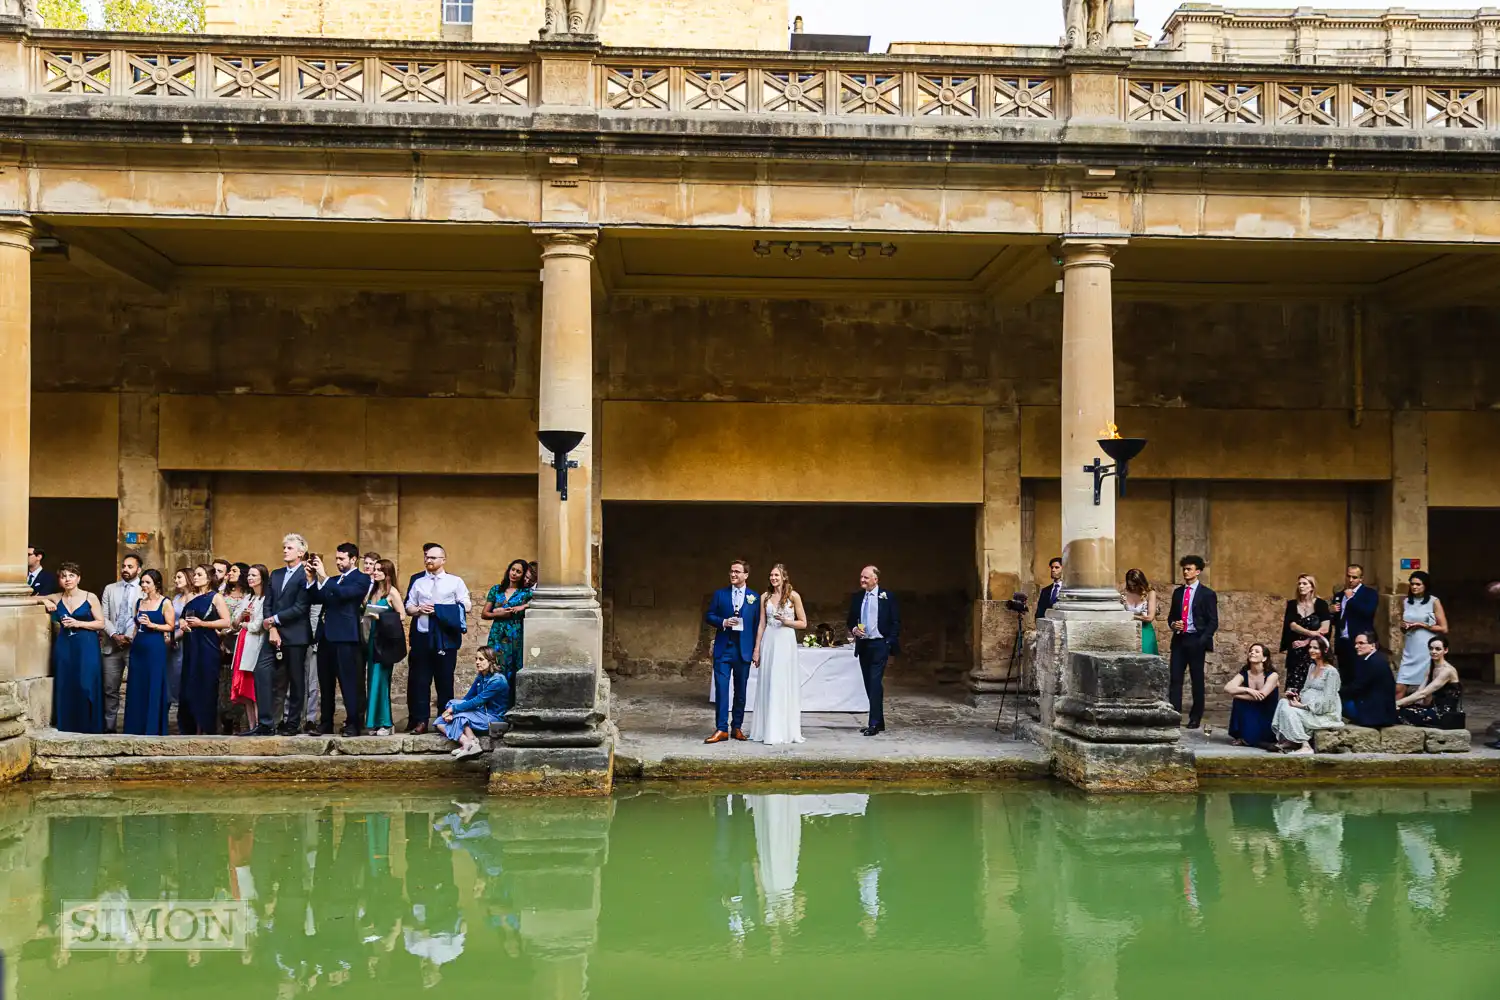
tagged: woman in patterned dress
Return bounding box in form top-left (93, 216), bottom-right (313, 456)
top-left (481, 558), bottom-right (533, 707)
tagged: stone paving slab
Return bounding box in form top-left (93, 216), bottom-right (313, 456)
top-left (1189, 728), bottom-right (1500, 784)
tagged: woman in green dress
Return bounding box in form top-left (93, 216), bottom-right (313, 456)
top-left (363, 558), bottom-right (406, 736)
top-left (1123, 568), bottom-right (1159, 655)
top-left (482, 559), bottom-right (534, 699)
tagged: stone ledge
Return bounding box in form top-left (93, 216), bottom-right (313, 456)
top-left (1196, 748), bottom-right (1500, 784)
top-left (614, 752), bottom-right (1051, 785)
top-left (28, 753), bottom-right (490, 782)
top-left (1312, 725), bottom-right (1472, 755)
top-left (29, 729), bottom-right (466, 758)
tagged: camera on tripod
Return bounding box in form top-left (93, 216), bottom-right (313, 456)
top-left (1004, 592), bottom-right (1029, 615)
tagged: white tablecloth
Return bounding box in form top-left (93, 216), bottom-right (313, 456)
top-left (708, 646), bottom-right (868, 713)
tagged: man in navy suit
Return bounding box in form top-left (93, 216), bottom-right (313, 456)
top-left (1034, 556), bottom-right (1063, 621)
top-left (1167, 554), bottom-right (1219, 729)
top-left (704, 559), bottom-right (761, 744)
top-left (26, 546), bottom-right (58, 596)
top-left (1330, 564), bottom-right (1378, 682)
top-left (254, 533), bottom-right (315, 736)
top-left (1343, 631), bottom-right (1398, 728)
top-left (846, 565), bottom-right (901, 736)
top-left (311, 542), bottom-right (371, 737)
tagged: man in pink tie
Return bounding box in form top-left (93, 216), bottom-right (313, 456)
top-left (1167, 554), bottom-right (1219, 729)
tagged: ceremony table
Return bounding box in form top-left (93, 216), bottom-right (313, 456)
top-left (708, 645), bottom-right (869, 712)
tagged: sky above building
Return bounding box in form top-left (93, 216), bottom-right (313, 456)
top-left (793, 1), bottom-right (1485, 48)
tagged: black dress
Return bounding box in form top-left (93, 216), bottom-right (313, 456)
top-left (1397, 680), bottom-right (1466, 730)
top-left (1279, 598), bottom-right (1329, 693)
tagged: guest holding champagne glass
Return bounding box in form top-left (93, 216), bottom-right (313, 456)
top-left (1272, 636), bottom-right (1342, 755)
top-left (1279, 574), bottom-right (1330, 696)
top-left (1122, 568), bottom-right (1158, 655)
top-left (123, 569), bottom-right (173, 736)
top-left (179, 564), bottom-right (231, 735)
top-left (42, 562), bottom-right (106, 734)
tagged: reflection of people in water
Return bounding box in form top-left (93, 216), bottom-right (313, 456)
top-left (749, 794), bottom-right (803, 930)
top-left (711, 794), bottom-right (758, 951)
top-left (404, 811), bottom-right (467, 988)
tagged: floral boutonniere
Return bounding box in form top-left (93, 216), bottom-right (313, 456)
top-left (878, 591), bottom-right (888, 600)
top-left (746, 594), bottom-right (757, 605)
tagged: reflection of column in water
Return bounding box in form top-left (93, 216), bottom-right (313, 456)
top-left (856, 865), bottom-right (881, 939)
top-left (491, 799), bottom-right (615, 1000)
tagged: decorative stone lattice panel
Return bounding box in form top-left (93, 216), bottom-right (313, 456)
top-left (378, 60), bottom-right (446, 104)
top-left (1424, 86), bottom-right (1484, 128)
top-left (125, 52), bottom-right (196, 98)
top-left (684, 68), bottom-right (748, 112)
top-left (294, 57), bottom-right (365, 101)
top-left (38, 50), bottom-right (111, 95)
top-left (604, 67), bottom-right (669, 110)
top-left (994, 76), bottom-right (1055, 119)
top-left (1352, 85), bottom-right (1412, 128)
top-left (838, 71), bottom-right (902, 115)
top-left (1127, 80), bottom-right (1189, 122)
top-left (762, 69), bottom-right (827, 113)
top-left (211, 55), bottom-right (281, 100)
top-left (457, 62), bottom-right (530, 106)
top-left (1203, 82), bottom-right (1263, 125)
top-left (916, 74), bottom-right (979, 117)
top-left (1274, 83), bottom-right (1338, 126)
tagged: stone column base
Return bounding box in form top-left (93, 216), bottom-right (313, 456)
top-left (0, 596), bottom-right (49, 783)
top-left (507, 591), bottom-right (608, 752)
top-left (1052, 732), bottom-right (1197, 793)
top-left (489, 740), bottom-right (614, 796)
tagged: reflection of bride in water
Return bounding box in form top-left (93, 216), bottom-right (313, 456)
top-left (747, 794), bottom-right (870, 932)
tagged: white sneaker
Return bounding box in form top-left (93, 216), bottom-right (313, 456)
top-left (449, 746), bottom-right (465, 757)
top-left (454, 742), bottom-right (484, 760)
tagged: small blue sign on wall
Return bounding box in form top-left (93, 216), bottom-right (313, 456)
top-left (1400, 558), bottom-right (1421, 571)
top-left (123, 532), bottom-right (152, 546)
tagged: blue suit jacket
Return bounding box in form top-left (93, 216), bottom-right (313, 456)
top-left (30, 569), bottom-right (59, 596)
top-left (1333, 584), bottom-right (1379, 642)
top-left (312, 570), bottom-right (370, 644)
top-left (706, 587), bottom-right (760, 662)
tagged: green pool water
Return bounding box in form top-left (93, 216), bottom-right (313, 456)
top-left (1, 785), bottom-right (1497, 1000)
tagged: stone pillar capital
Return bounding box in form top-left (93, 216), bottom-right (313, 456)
top-left (1055, 236), bottom-right (1127, 268)
top-left (534, 227), bottom-right (598, 259)
top-left (0, 214), bottom-right (33, 252)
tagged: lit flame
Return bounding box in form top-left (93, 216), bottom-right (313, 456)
top-left (1102, 422), bottom-right (1122, 440)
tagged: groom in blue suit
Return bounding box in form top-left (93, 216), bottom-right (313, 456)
top-left (704, 558), bottom-right (761, 744)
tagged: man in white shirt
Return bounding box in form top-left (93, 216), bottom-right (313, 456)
top-left (100, 553), bottom-right (144, 734)
top-left (404, 544), bottom-right (471, 735)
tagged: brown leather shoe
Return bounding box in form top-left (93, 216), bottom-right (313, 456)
top-left (731, 728), bottom-right (748, 741)
top-left (704, 730), bottom-right (729, 744)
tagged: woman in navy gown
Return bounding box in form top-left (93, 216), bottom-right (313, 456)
top-left (123, 568), bottom-right (174, 736)
top-left (42, 562), bottom-right (106, 734)
top-left (178, 563), bottom-right (231, 735)
top-left (1224, 642), bottom-right (1281, 749)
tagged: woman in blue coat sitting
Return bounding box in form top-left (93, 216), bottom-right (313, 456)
top-left (439, 647), bottom-right (510, 760)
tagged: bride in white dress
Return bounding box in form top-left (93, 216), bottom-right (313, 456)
top-left (750, 564), bottom-right (807, 745)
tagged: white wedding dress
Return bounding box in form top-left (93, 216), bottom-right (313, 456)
top-left (749, 596), bottom-right (804, 745)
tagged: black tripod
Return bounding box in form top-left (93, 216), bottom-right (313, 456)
top-left (993, 607), bottom-right (1031, 732)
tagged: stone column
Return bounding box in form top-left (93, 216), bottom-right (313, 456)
top-left (1376, 411), bottom-right (1428, 651)
top-left (969, 405), bottom-right (1024, 705)
top-left (0, 217), bottom-right (45, 778)
top-left (499, 228), bottom-right (609, 793)
top-left (1056, 237), bottom-right (1128, 615)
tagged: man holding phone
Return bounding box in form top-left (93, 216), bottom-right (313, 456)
top-left (705, 559), bottom-right (761, 744)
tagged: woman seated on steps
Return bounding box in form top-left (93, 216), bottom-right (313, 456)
top-left (1271, 636), bottom-right (1342, 756)
top-left (1396, 636), bottom-right (1466, 731)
